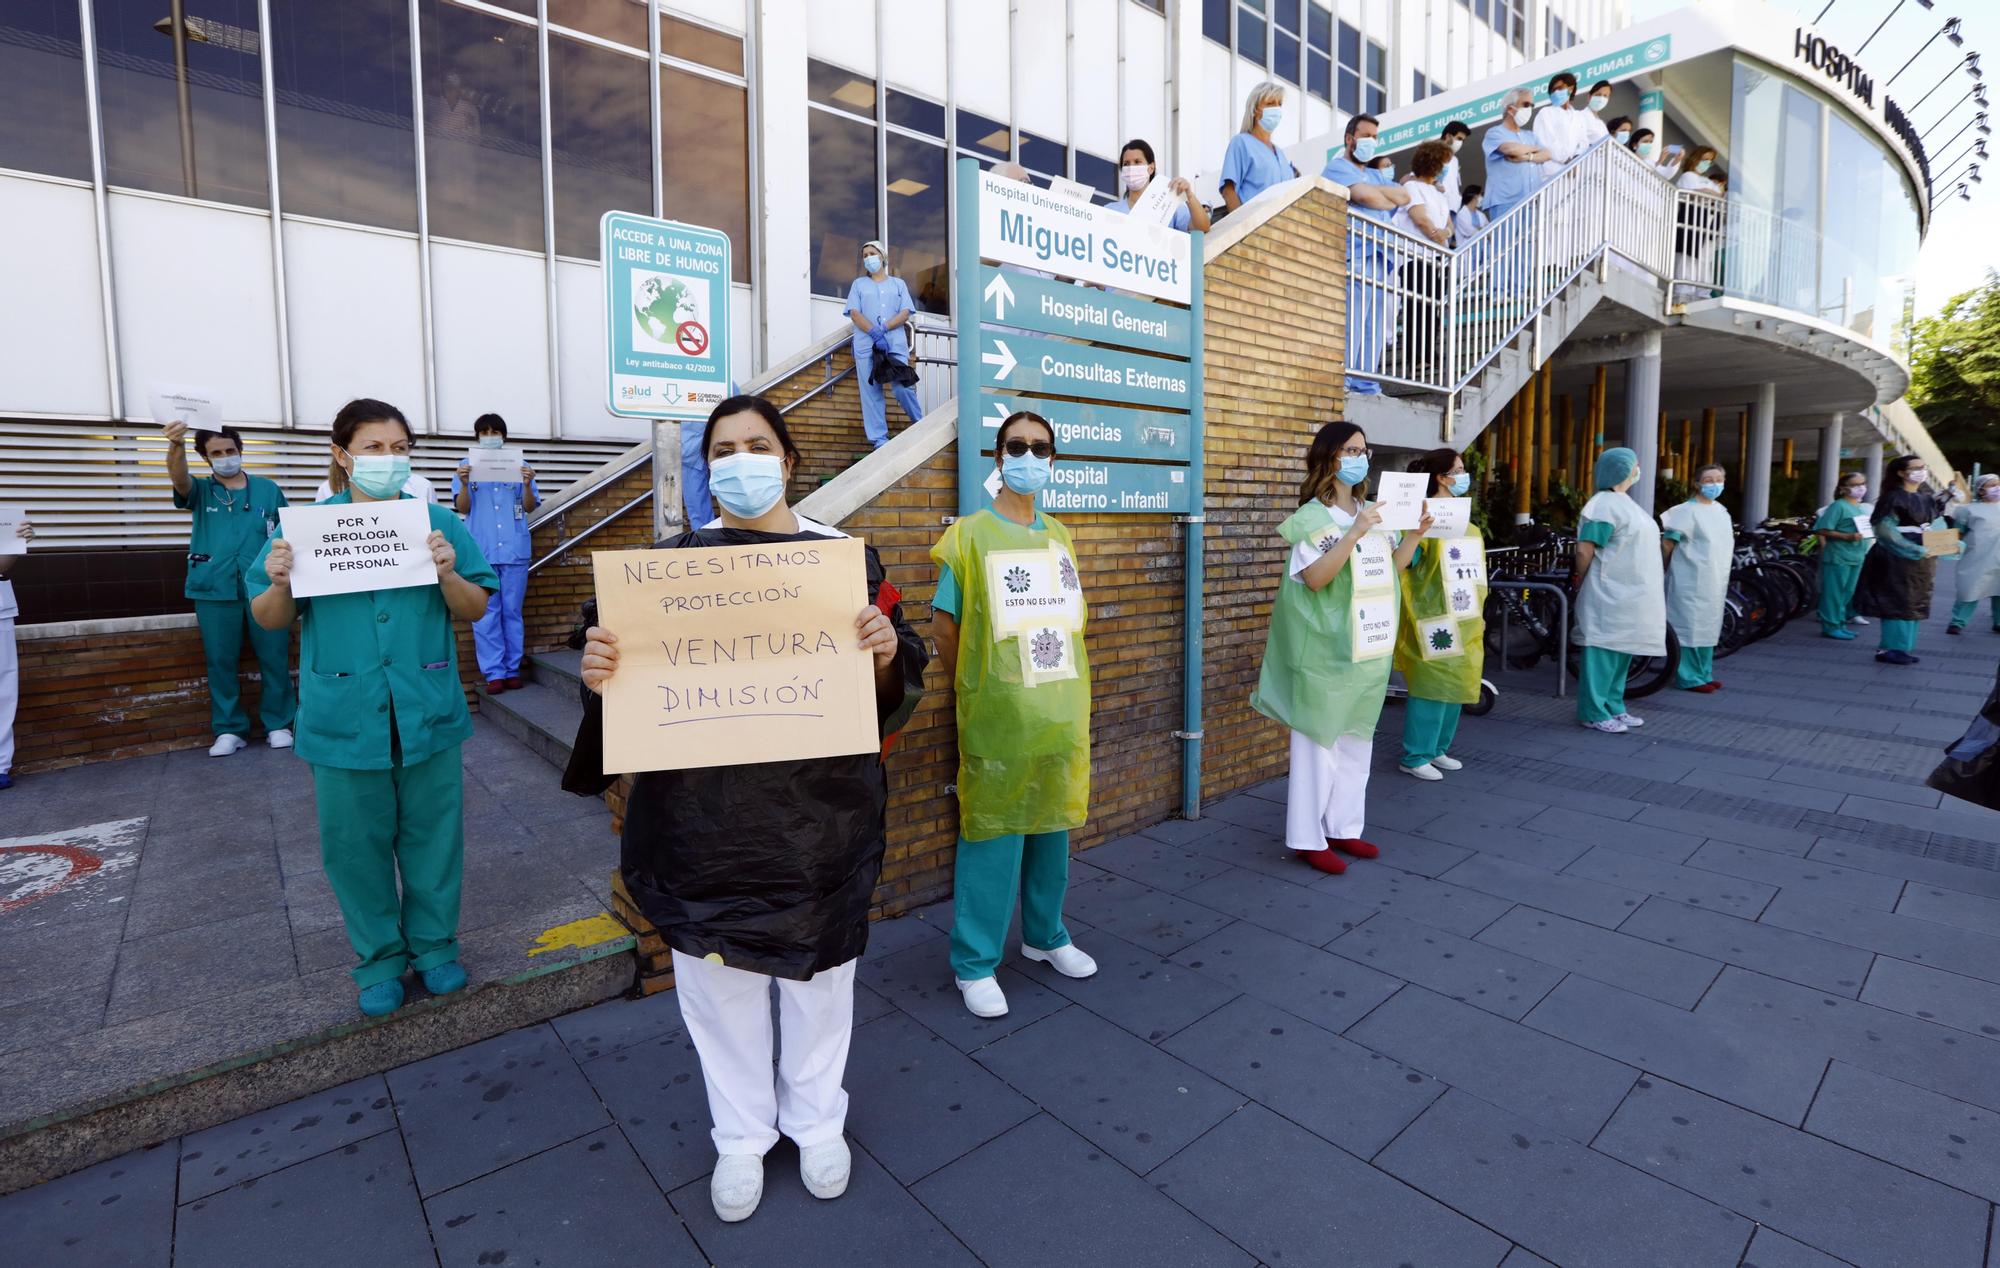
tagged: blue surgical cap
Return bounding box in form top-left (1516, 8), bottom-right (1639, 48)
top-left (1595, 446), bottom-right (1639, 491)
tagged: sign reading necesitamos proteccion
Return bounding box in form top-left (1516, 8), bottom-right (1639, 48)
top-left (601, 211), bottom-right (731, 420)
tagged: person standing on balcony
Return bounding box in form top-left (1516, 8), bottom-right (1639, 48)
top-left (0, 518), bottom-right (29, 791)
top-left (1533, 73), bottom-right (1590, 178)
top-left (1673, 146), bottom-right (1724, 301)
top-left (1220, 81), bottom-right (1299, 212)
top-left (845, 239), bottom-right (924, 450)
top-left (1580, 81), bottom-right (1615, 144)
top-left (932, 411), bottom-right (1098, 1020)
top-left (1854, 454), bottom-right (1944, 665)
top-left (1394, 448), bottom-right (1481, 781)
top-left (451, 413), bottom-right (539, 695)
top-left (1437, 120), bottom-right (1471, 211)
top-left (1110, 138), bottom-right (1210, 232)
top-left (1947, 474), bottom-right (2000, 635)
top-left (1660, 464), bottom-right (1733, 692)
top-left (1322, 114), bottom-right (1410, 396)
top-left (1481, 89), bottom-right (1550, 222)
top-left (165, 420), bottom-right (295, 758)
top-left (248, 399), bottom-right (497, 1020)
top-left (1814, 471), bottom-right (1871, 639)
top-left (1573, 447), bottom-right (1665, 734)
top-left (1453, 184), bottom-right (1488, 243)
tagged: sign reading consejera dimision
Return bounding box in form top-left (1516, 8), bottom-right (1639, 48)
top-left (952, 159), bottom-right (1204, 516)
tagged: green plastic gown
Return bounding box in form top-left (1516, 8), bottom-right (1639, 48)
top-left (1393, 526), bottom-right (1487, 705)
top-left (1252, 499), bottom-right (1399, 748)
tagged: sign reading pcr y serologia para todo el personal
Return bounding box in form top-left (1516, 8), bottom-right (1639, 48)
top-left (280, 499), bottom-right (438, 598)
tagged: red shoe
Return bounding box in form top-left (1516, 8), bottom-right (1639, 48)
top-left (1331, 837), bottom-right (1381, 860)
top-left (1295, 848), bottom-right (1348, 875)
top-left (505, 676), bottom-right (526, 689)
top-left (1687, 682), bottom-right (1721, 694)
top-left (486, 679), bottom-right (509, 695)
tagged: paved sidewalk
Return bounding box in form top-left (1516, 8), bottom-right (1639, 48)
top-left (6, 608), bottom-right (1999, 1266)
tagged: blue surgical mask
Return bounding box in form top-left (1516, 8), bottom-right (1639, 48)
top-left (1636, 140), bottom-right (1656, 158)
top-left (1448, 472), bottom-right (1471, 496)
top-left (862, 254), bottom-right (883, 275)
top-left (477, 434), bottom-right (505, 449)
top-left (1351, 136), bottom-right (1379, 163)
top-left (1550, 89), bottom-right (1572, 107)
top-left (1337, 456), bottom-right (1369, 486)
top-left (347, 453), bottom-right (410, 500)
top-left (1259, 106), bottom-right (1282, 132)
top-left (1001, 453), bottom-right (1053, 495)
top-left (709, 452), bottom-right (787, 519)
top-left (210, 455), bottom-right (243, 478)
top-left (1614, 131), bottom-right (1631, 145)
top-left (1589, 95), bottom-right (1609, 113)
top-left (1695, 159), bottom-right (1712, 175)
top-left (1699, 482), bottom-right (1725, 501)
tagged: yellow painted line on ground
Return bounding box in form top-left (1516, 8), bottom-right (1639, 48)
top-left (527, 914), bottom-right (631, 957)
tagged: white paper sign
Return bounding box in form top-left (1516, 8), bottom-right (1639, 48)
top-left (1373, 474), bottom-right (1428, 532)
top-left (1045, 175), bottom-right (1097, 206)
top-left (1423, 497), bottom-right (1473, 538)
top-left (1351, 594), bottom-right (1397, 660)
top-left (148, 383), bottom-right (220, 428)
top-left (1127, 178), bottom-right (1181, 226)
top-left (280, 499), bottom-right (439, 598)
top-left (985, 546), bottom-right (1085, 637)
top-left (1349, 532), bottom-right (1396, 593)
top-left (466, 446), bottom-right (526, 483)
top-left (976, 169), bottom-right (1192, 303)
top-left (1417, 615), bottom-right (1466, 660)
top-left (0, 505), bottom-right (28, 555)
top-left (1441, 536), bottom-right (1486, 587)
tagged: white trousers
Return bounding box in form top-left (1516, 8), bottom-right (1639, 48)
top-left (1285, 730), bottom-right (1372, 851)
top-left (0, 617), bottom-right (16, 774)
top-left (671, 950), bottom-right (856, 1156)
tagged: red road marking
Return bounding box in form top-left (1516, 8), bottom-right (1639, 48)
top-left (0, 844), bottom-right (104, 914)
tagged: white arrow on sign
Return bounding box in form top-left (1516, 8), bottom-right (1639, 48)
top-left (981, 339), bottom-right (1017, 382)
top-left (985, 402), bottom-right (1009, 429)
top-left (982, 272), bottom-right (1016, 321)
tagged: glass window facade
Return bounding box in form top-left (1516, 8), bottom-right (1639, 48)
top-left (94, 0), bottom-right (269, 207)
top-left (270, 0), bottom-right (416, 231)
top-left (661, 65), bottom-right (749, 283)
top-left (807, 102), bottom-right (877, 299)
top-left (420, 0), bottom-right (543, 251)
top-left (549, 32), bottom-right (651, 259)
top-left (551, 0), bottom-right (647, 49)
top-left (2, 1), bottom-right (93, 181)
top-left (885, 132), bottom-right (947, 314)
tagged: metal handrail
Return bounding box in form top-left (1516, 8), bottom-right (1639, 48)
top-left (1494, 577), bottom-right (1571, 699)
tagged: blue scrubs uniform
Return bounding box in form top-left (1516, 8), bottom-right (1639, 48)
top-left (1220, 132), bottom-right (1295, 208)
top-left (844, 274), bottom-right (924, 448)
top-left (1322, 151), bottom-right (1401, 395)
top-left (450, 469), bottom-right (540, 681)
top-left (1480, 126), bottom-right (1543, 299)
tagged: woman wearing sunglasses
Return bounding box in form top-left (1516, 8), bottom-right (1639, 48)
top-left (931, 412), bottom-right (1097, 1019)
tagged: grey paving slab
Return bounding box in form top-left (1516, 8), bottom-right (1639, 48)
top-left (1010, 923), bottom-right (1239, 1043)
top-left (1327, 913), bottom-right (1565, 1020)
top-left (1313, 858), bottom-right (1513, 936)
top-left (671, 1138), bottom-right (982, 1267)
top-left (1807, 839), bottom-right (2000, 901)
top-left (1562, 846), bottom-right (1777, 919)
top-left (1436, 853), bottom-right (1648, 927)
top-left (1375, 1089), bottom-right (1753, 1268)
top-left (387, 1022), bottom-right (610, 1197)
top-left (579, 1027), bottom-right (715, 1195)
top-left (0, 1141), bottom-right (176, 1268)
top-left (1805, 1060), bottom-right (2000, 1203)
top-left (1415, 817), bottom-right (1594, 872)
top-left (1770, 763), bottom-right (1941, 808)
top-left (550, 986), bottom-right (687, 1062)
top-left (1596, 1077), bottom-right (1988, 1268)
top-left (174, 1131), bottom-right (433, 1268)
top-left (1354, 786), bottom-right (1453, 833)
top-left (1500, 1249), bottom-right (1559, 1268)
top-left (972, 1005), bottom-right (1240, 1175)
top-left (1523, 805), bottom-right (1705, 863)
top-left (120, 855), bottom-right (285, 941)
top-left (1616, 897), bottom-right (1874, 996)
top-left (860, 909), bottom-right (947, 962)
top-left (177, 1074), bottom-right (396, 1202)
top-left (843, 1011), bottom-right (1039, 1185)
top-left (0, 984), bottom-right (108, 1058)
top-left (1346, 984), bottom-right (1640, 1142)
top-left (1683, 841), bottom-right (1905, 910)
top-left (1633, 803), bottom-right (1818, 856)
top-left (1162, 993), bottom-right (1444, 1156)
top-left (1550, 742), bottom-right (1699, 783)
top-left (912, 1114), bottom-right (1252, 1268)
top-left (1860, 956), bottom-right (2000, 1040)
top-left (1348, 824), bottom-right (1477, 877)
top-left (1178, 865), bottom-right (1373, 947)
top-left (1152, 1103), bottom-right (1510, 1267)
top-left (1524, 974), bottom-right (1827, 1123)
top-left (1897, 883), bottom-right (2000, 938)
top-left (1056, 874), bottom-right (1236, 956)
top-left (1760, 891), bottom-right (2000, 985)
top-left (1475, 906), bottom-right (1722, 1008)
top-left (1074, 831), bottom-right (1234, 894)
top-left (1681, 768), bottom-right (1846, 812)
top-left (101, 908), bottom-right (298, 1027)
top-left (1738, 1226), bottom-right (1851, 1268)
top-left (425, 1126), bottom-right (702, 1268)
top-left (1169, 919), bottom-right (1403, 1034)
top-left (859, 942), bottom-right (1069, 1053)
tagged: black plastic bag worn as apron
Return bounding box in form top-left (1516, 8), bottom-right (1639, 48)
top-left (1853, 487), bottom-right (1942, 621)
top-left (1928, 661), bottom-right (2000, 812)
top-left (562, 526), bottom-right (928, 981)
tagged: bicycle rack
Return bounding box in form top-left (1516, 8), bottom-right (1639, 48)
top-left (1495, 578), bottom-right (1571, 699)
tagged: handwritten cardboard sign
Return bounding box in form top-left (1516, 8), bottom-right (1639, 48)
top-left (1373, 474), bottom-right (1428, 531)
top-left (591, 537), bottom-right (877, 774)
top-left (279, 499), bottom-right (438, 598)
top-left (466, 446), bottom-right (526, 483)
top-left (1349, 532), bottom-right (1396, 594)
top-left (0, 505), bottom-right (28, 555)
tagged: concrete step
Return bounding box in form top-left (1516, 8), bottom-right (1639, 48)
top-left (530, 647), bottom-right (585, 693)
top-left (478, 675), bottom-right (585, 772)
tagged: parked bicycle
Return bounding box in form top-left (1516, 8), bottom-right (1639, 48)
top-left (1482, 526), bottom-right (1681, 699)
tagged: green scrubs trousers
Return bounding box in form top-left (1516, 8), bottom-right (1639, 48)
top-left (1401, 696), bottom-right (1462, 768)
top-left (1818, 560), bottom-right (1861, 635)
top-left (1879, 619), bottom-right (1919, 653)
top-left (1577, 647), bottom-right (1632, 723)
top-left (1949, 597), bottom-right (2000, 630)
top-left (312, 743), bottom-right (464, 987)
top-left (195, 598), bottom-right (295, 737)
top-left (1673, 645), bottom-right (1715, 689)
top-left (950, 830), bottom-right (1073, 981)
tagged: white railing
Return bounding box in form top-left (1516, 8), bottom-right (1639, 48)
top-left (1669, 190), bottom-right (1827, 319)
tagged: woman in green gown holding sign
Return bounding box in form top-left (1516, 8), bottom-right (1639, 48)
top-left (932, 411), bottom-right (1097, 1021)
top-left (1393, 448), bottom-right (1485, 781)
top-left (1253, 422), bottom-right (1429, 876)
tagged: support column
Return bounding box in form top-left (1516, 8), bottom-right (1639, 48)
top-left (1743, 381), bottom-right (1777, 525)
top-left (1863, 440), bottom-right (1884, 493)
top-left (1622, 330), bottom-right (1663, 516)
top-left (1816, 414), bottom-right (1844, 508)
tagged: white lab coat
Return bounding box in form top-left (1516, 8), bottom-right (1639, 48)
top-left (1952, 502), bottom-right (2000, 603)
top-left (1660, 498), bottom-right (1733, 648)
top-left (1439, 156), bottom-right (1462, 210)
top-left (1577, 489), bottom-right (1668, 657)
top-left (1535, 106), bottom-right (1592, 178)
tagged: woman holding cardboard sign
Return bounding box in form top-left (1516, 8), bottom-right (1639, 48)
top-left (248, 399), bottom-right (498, 1020)
top-left (1253, 422), bottom-right (1428, 876)
top-left (1393, 448), bottom-right (1485, 782)
top-left (563, 394), bottom-right (926, 1226)
top-left (1854, 454), bottom-right (1946, 666)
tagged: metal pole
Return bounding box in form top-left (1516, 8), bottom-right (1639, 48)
top-left (407, 0), bottom-right (440, 434)
top-left (1888, 27), bottom-right (1945, 87)
top-left (649, 0), bottom-right (662, 218)
top-left (943, 0), bottom-right (957, 319)
top-left (1854, 0), bottom-right (1905, 56)
top-left (255, 0), bottom-right (295, 428)
top-left (1919, 86), bottom-right (1978, 137)
top-left (77, 0), bottom-right (125, 421)
top-left (874, 0), bottom-right (887, 243)
top-left (537, 0), bottom-right (563, 438)
top-left (168, 0), bottom-right (198, 198)
top-left (1179, 229), bottom-right (1207, 820)
top-left (1910, 59), bottom-right (1970, 114)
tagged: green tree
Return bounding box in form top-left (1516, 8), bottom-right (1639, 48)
top-left (1909, 271), bottom-right (2000, 470)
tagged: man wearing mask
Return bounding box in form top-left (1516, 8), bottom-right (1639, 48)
top-left (165, 421), bottom-right (295, 756)
top-left (1437, 120), bottom-right (1470, 215)
top-left (1482, 89), bottom-right (1552, 221)
top-left (844, 239), bottom-right (924, 449)
top-left (1321, 113), bottom-right (1410, 396)
top-left (1534, 73), bottom-right (1592, 178)
top-left (452, 414), bottom-right (540, 693)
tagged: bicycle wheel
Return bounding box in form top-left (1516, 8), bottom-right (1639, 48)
top-left (1463, 679), bottom-right (1498, 717)
top-left (1624, 625), bottom-right (1682, 699)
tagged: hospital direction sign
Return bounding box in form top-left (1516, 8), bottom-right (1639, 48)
top-left (974, 170), bottom-right (1192, 304)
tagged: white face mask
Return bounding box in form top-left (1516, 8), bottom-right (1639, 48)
top-left (1907, 469), bottom-right (1928, 484)
top-left (1513, 106), bottom-right (1533, 126)
top-left (1121, 164), bottom-right (1151, 192)
top-left (1449, 137), bottom-right (1463, 154)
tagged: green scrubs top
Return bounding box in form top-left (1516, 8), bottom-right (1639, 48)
top-left (176, 473), bottom-right (288, 600)
top-left (246, 493), bottom-right (498, 771)
top-left (1812, 499), bottom-right (1870, 568)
